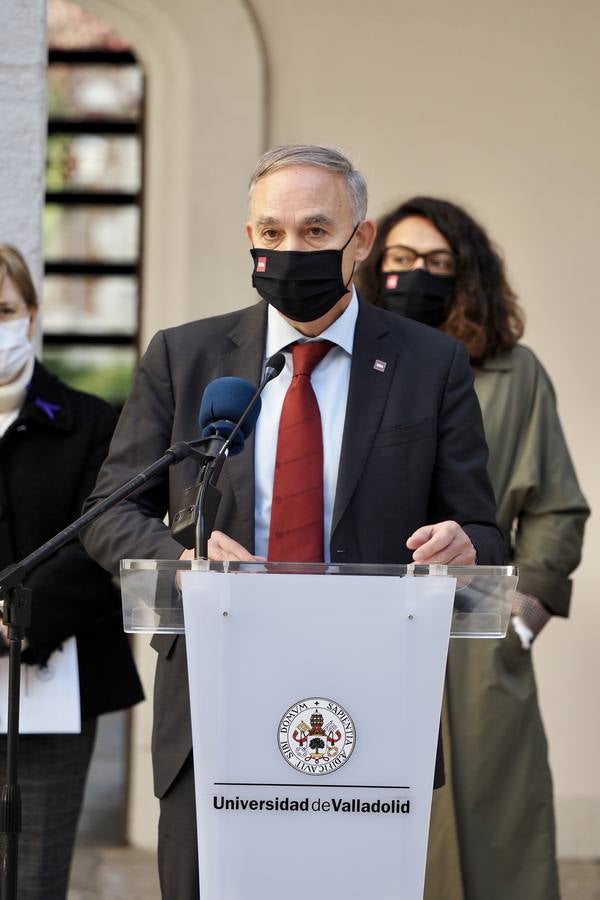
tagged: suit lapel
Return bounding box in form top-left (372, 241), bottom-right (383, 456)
top-left (217, 302), bottom-right (268, 553)
top-left (331, 301), bottom-right (397, 538)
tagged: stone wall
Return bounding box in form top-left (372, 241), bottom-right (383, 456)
top-left (0, 0), bottom-right (47, 296)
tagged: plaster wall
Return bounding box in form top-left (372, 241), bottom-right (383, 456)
top-left (0, 0), bottom-right (47, 293)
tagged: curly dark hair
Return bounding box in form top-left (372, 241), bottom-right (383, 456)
top-left (355, 197), bottom-right (524, 363)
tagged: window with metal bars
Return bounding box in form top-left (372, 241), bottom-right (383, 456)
top-left (43, 42), bottom-right (144, 405)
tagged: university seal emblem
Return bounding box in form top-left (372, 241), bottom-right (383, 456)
top-left (277, 697), bottom-right (356, 775)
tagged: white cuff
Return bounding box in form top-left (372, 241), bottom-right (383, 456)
top-left (511, 615), bottom-right (534, 650)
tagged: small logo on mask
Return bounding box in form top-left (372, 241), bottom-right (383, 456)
top-left (256, 256), bottom-right (267, 273)
top-left (385, 273), bottom-right (398, 290)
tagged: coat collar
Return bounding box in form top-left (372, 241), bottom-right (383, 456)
top-left (18, 362), bottom-right (74, 433)
top-left (331, 299), bottom-right (396, 536)
top-left (478, 348), bottom-right (514, 373)
top-left (217, 302), bottom-right (268, 553)
top-left (222, 300), bottom-right (268, 361)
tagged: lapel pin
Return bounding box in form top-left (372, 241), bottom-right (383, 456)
top-left (373, 359), bottom-right (387, 373)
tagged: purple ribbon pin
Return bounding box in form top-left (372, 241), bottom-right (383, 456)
top-left (34, 398), bottom-right (62, 420)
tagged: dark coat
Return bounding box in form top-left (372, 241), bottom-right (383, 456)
top-left (82, 299), bottom-right (503, 797)
top-left (0, 362), bottom-right (143, 720)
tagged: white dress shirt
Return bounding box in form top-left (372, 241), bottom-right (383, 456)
top-left (254, 289), bottom-right (358, 562)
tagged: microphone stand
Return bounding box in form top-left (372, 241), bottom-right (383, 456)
top-left (0, 436), bottom-right (213, 900)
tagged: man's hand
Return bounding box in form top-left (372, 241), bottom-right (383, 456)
top-left (178, 534), bottom-right (265, 565)
top-left (179, 548), bottom-right (195, 562)
top-left (207, 531), bottom-right (266, 562)
top-left (406, 521), bottom-right (476, 565)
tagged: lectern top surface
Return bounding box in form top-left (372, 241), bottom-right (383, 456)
top-left (121, 559), bottom-right (516, 577)
top-left (119, 560), bottom-right (518, 639)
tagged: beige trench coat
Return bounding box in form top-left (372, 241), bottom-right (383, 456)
top-left (424, 345), bottom-right (590, 900)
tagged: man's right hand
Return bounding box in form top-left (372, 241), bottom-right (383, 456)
top-left (179, 548), bottom-right (195, 562)
top-left (207, 531), bottom-right (266, 562)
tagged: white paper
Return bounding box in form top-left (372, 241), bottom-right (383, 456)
top-left (0, 636), bottom-right (81, 734)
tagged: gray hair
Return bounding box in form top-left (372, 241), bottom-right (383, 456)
top-left (248, 144), bottom-right (368, 223)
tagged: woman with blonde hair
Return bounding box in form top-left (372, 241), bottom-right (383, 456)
top-left (0, 244), bottom-right (143, 899)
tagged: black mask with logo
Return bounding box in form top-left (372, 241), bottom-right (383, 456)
top-left (380, 269), bottom-right (455, 328)
top-left (250, 225), bottom-right (359, 323)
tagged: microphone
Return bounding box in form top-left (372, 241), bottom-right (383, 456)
top-left (201, 352), bottom-right (286, 458)
top-left (199, 377), bottom-right (259, 456)
top-left (263, 351), bottom-right (285, 382)
top-left (171, 352), bottom-right (285, 552)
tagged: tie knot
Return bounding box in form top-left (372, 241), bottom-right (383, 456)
top-left (291, 340), bottom-right (334, 377)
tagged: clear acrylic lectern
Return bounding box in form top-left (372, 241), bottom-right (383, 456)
top-left (121, 561), bottom-right (517, 900)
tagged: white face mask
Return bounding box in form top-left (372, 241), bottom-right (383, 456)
top-left (0, 316), bottom-right (33, 386)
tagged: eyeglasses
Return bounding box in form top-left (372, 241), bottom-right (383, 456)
top-left (383, 244), bottom-right (455, 276)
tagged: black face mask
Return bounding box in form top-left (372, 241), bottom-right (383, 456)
top-left (250, 225), bottom-right (359, 323)
top-left (380, 269), bottom-right (455, 328)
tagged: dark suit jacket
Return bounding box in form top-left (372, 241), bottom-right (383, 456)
top-left (0, 362), bottom-right (143, 720)
top-left (82, 298), bottom-right (503, 795)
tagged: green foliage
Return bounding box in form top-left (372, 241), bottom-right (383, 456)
top-left (45, 134), bottom-right (73, 192)
top-left (47, 79), bottom-right (67, 119)
top-left (42, 353), bottom-right (135, 406)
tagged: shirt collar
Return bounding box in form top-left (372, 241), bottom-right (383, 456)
top-left (265, 286), bottom-right (359, 357)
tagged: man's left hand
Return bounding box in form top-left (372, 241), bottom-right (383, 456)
top-left (406, 521), bottom-right (476, 565)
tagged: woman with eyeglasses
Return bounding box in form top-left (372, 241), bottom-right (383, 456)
top-left (0, 244), bottom-right (143, 899)
top-left (356, 198), bottom-right (589, 900)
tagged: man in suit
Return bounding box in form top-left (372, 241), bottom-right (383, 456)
top-left (82, 144), bottom-right (503, 900)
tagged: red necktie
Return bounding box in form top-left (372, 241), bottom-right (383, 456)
top-left (268, 341), bottom-right (334, 562)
